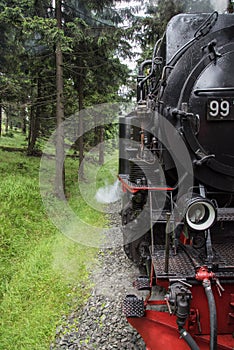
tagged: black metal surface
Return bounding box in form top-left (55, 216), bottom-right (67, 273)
top-left (123, 295), bottom-right (145, 318)
top-left (151, 210), bottom-right (171, 223)
top-left (217, 208), bottom-right (234, 221)
top-left (129, 159), bottom-right (162, 186)
top-left (207, 97), bottom-right (234, 121)
top-left (166, 14), bottom-right (234, 63)
top-left (161, 20), bottom-right (234, 192)
top-left (152, 243), bottom-right (234, 280)
top-left (152, 245), bottom-right (196, 279)
top-left (213, 242), bottom-right (234, 266)
top-left (118, 13), bottom-right (234, 278)
top-left (133, 276), bottom-right (151, 291)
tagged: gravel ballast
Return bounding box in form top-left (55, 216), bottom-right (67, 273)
top-left (50, 201), bottom-right (146, 350)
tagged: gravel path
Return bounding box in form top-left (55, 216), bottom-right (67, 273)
top-left (50, 202), bottom-right (146, 350)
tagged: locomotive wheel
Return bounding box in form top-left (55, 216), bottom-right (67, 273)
top-left (123, 229), bottom-right (151, 274)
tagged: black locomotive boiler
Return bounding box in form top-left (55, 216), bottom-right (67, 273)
top-left (118, 11), bottom-right (234, 350)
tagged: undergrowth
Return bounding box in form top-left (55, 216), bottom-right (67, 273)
top-left (0, 132), bottom-right (119, 350)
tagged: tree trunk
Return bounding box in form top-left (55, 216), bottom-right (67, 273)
top-left (77, 72), bottom-right (85, 179)
top-left (0, 103), bottom-right (2, 137)
top-left (22, 107), bottom-right (27, 135)
top-left (228, 0), bottom-right (234, 13)
top-left (27, 106), bottom-right (35, 153)
top-left (5, 107), bottom-right (9, 133)
top-left (99, 125), bottom-right (105, 165)
top-left (27, 107), bottom-right (40, 154)
top-left (55, 0), bottom-right (65, 199)
top-left (27, 79), bottom-right (41, 154)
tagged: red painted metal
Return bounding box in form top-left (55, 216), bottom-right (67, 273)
top-left (195, 266), bottom-right (215, 281)
top-left (128, 306), bottom-right (234, 349)
top-left (127, 264), bottom-right (234, 349)
top-left (118, 175), bottom-right (174, 193)
top-left (189, 284), bottom-right (234, 334)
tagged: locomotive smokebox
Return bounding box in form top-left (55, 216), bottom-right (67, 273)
top-left (161, 13), bottom-right (234, 192)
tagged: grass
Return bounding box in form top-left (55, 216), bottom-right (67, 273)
top-left (0, 132), bottom-right (119, 350)
top-left (0, 129), bottom-right (28, 149)
top-left (66, 152), bottom-right (119, 228)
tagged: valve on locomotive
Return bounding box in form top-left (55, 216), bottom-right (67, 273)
top-left (165, 282), bottom-right (192, 329)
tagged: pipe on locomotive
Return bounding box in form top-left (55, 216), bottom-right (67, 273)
top-left (203, 279), bottom-right (217, 350)
top-left (138, 38), bottom-right (163, 76)
top-left (179, 329), bottom-right (200, 350)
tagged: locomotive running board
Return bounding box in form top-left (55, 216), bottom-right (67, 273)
top-left (217, 207), bottom-right (234, 221)
top-left (151, 243), bottom-right (234, 280)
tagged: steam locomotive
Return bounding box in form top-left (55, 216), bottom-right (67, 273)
top-left (119, 11), bottom-right (234, 350)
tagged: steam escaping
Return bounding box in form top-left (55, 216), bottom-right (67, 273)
top-left (95, 180), bottom-right (122, 204)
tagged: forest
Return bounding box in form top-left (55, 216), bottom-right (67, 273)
top-left (0, 0), bottom-right (224, 349)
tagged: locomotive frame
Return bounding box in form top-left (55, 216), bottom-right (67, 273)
top-left (119, 11), bottom-right (234, 350)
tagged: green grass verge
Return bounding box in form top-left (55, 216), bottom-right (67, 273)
top-left (0, 137), bottom-right (119, 350)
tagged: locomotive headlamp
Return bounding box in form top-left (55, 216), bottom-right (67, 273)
top-left (185, 197), bottom-right (217, 231)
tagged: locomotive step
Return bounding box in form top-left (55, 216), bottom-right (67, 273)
top-left (133, 276), bottom-right (151, 291)
top-left (151, 210), bottom-right (173, 223)
top-left (217, 208), bottom-right (234, 221)
top-left (123, 295), bottom-right (145, 318)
